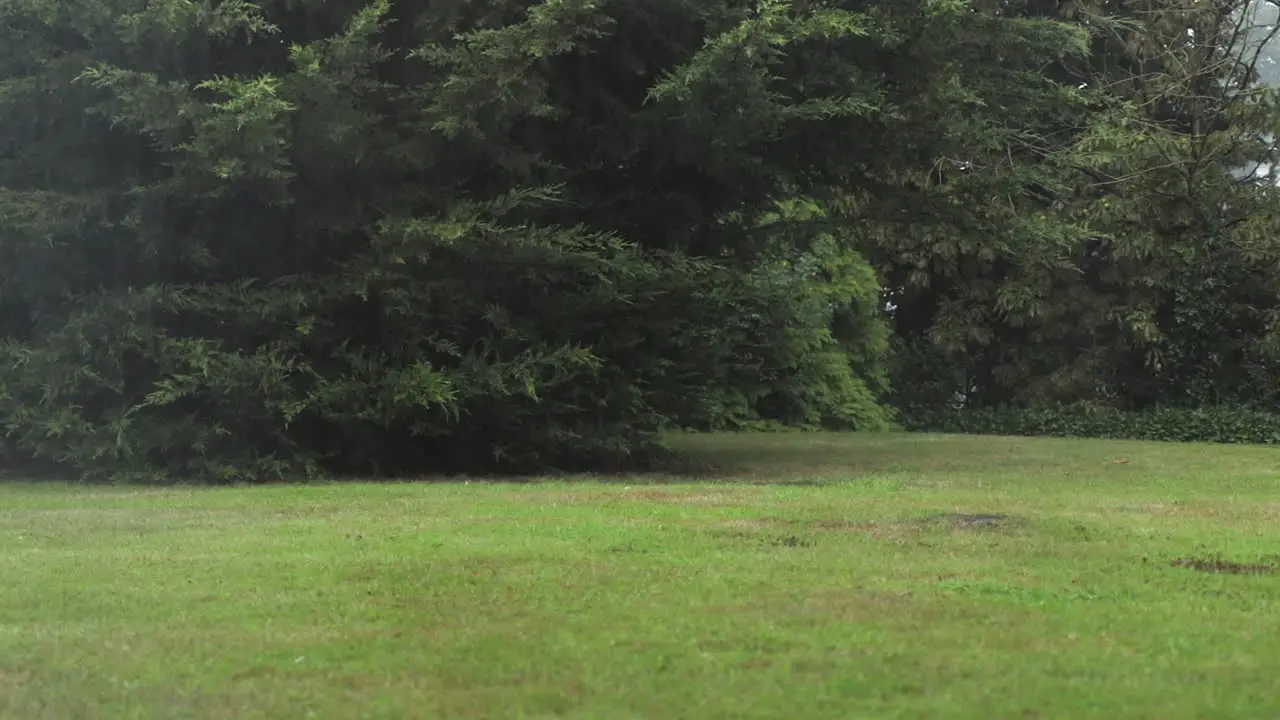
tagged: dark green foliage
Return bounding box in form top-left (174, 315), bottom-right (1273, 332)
top-left (902, 405), bottom-right (1280, 446)
top-left (1, 0), bottom-right (955, 482)
top-left (881, 0), bottom-right (1280, 413)
top-left (13, 0), bottom-right (1276, 481)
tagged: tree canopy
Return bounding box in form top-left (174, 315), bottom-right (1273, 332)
top-left (885, 0), bottom-right (1280, 413)
top-left (2, 0), bottom-right (1279, 481)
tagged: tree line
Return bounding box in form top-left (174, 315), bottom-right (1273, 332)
top-left (2, 0), bottom-right (1279, 481)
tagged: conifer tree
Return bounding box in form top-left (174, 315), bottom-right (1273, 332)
top-left (4, 0), bottom-right (1003, 480)
top-left (885, 0), bottom-right (1280, 412)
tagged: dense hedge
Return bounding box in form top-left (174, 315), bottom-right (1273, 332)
top-left (899, 405), bottom-right (1280, 445)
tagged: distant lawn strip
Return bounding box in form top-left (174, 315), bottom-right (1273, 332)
top-left (1, 432), bottom-right (1278, 719)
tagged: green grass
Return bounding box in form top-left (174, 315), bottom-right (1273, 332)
top-left (3, 432), bottom-right (1280, 719)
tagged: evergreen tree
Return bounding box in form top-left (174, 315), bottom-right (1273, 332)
top-left (0, 0), bottom-right (944, 481)
top-left (885, 0), bottom-right (1280, 412)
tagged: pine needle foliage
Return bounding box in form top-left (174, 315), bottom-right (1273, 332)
top-left (5, 0), bottom-right (1060, 481)
top-left (884, 0), bottom-right (1280, 413)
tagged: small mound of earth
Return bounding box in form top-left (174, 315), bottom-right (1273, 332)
top-left (924, 513), bottom-right (1022, 529)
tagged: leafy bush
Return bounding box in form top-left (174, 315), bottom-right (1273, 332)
top-left (900, 404), bottom-right (1280, 445)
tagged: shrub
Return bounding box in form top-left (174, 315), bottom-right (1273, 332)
top-left (899, 404), bottom-right (1280, 445)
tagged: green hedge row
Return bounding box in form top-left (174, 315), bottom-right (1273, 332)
top-left (899, 405), bottom-right (1280, 445)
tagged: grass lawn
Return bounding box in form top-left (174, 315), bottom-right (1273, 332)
top-left (2, 432), bottom-right (1280, 719)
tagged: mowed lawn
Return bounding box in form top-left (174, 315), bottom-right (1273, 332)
top-left (3, 433), bottom-right (1280, 719)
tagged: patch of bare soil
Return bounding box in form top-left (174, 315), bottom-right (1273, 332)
top-left (812, 519), bottom-right (879, 532)
top-left (545, 489), bottom-right (752, 507)
top-left (715, 518), bottom-right (782, 532)
top-left (1141, 502), bottom-right (1222, 518)
top-left (923, 513), bottom-right (1024, 530)
top-left (1170, 556), bottom-right (1278, 575)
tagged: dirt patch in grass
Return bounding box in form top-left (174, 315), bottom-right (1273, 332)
top-left (627, 490), bottom-right (744, 505)
top-left (708, 588), bottom-right (934, 628)
top-left (543, 490), bottom-right (752, 507)
top-left (1170, 556), bottom-right (1278, 575)
top-left (924, 513), bottom-right (1024, 530)
top-left (712, 517), bottom-right (937, 539)
top-left (711, 516), bottom-right (925, 539)
top-left (812, 519), bottom-right (879, 532)
top-left (769, 535), bottom-right (817, 549)
top-left (810, 514), bottom-right (1024, 537)
top-left (1141, 503), bottom-right (1225, 518)
top-left (791, 589), bottom-right (930, 625)
top-left (715, 518), bottom-right (783, 532)
top-left (810, 518), bottom-right (930, 541)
